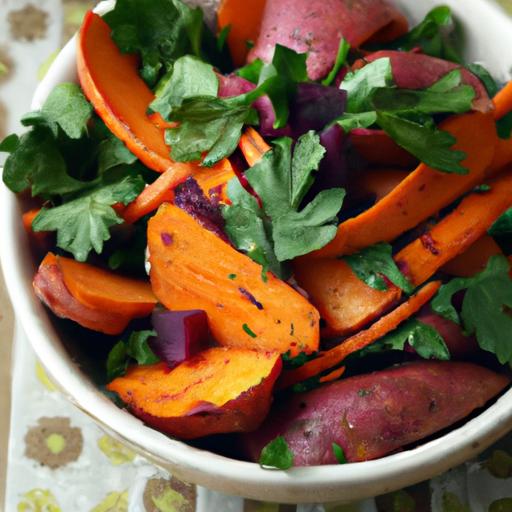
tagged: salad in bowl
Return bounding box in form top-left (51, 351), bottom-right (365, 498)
top-left (2, 0), bottom-right (512, 501)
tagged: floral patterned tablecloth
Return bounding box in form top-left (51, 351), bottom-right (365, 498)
top-left (2, 1), bottom-right (512, 510)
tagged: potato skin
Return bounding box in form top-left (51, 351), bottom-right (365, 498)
top-left (243, 362), bottom-right (510, 465)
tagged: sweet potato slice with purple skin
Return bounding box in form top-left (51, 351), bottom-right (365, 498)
top-left (244, 361), bottom-right (510, 465)
top-left (248, 0), bottom-right (408, 80)
top-left (350, 129), bottom-right (418, 169)
top-left (107, 348), bottom-right (282, 439)
top-left (33, 253), bottom-right (131, 335)
top-left (56, 255), bottom-right (157, 318)
top-left (148, 203), bottom-right (320, 356)
top-left (360, 50), bottom-right (493, 113)
top-left (308, 111), bottom-right (497, 258)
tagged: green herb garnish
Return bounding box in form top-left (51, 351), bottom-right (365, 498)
top-left (259, 436), bottom-right (294, 470)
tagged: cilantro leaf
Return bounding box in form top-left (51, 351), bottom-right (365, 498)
top-left (340, 58), bottom-right (393, 113)
top-left (343, 242), bottom-right (413, 293)
top-left (21, 83), bottom-right (92, 139)
top-left (0, 133), bottom-right (20, 153)
top-left (236, 59), bottom-right (264, 84)
top-left (322, 38), bottom-right (350, 87)
top-left (376, 112), bottom-right (467, 174)
top-left (98, 136), bottom-right (137, 173)
top-left (165, 96), bottom-right (256, 166)
top-left (332, 443), bottom-right (347, 464)
top-left (466, 63), bottom-right (499, 97)
top-left (107, 330), bottom-right (159, 380)
top-left (2, 127), bottom-right (90, 196)
top-left (103, 0), bottom-right (217, 87)
top-left (365, 319), bottom-right (450, 360)
top-left (259, 436), bottom-right (294, 470)
top-left (336, 111), bottom-right (378, 132)
top-left (149, 55), bottom-right (218, 119)
top-left (32, 168), bottom-right (144, 261)
top-left (370, 83), bottom-right (474, 115)
top-left (388, 6), bottom-right (463, 63)
top-left (432, 255), bottom-right (512, 364)
top-left (489, 209), bottom-right (512, 236)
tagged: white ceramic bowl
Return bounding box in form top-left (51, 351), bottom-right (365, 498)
top-left (2, 0), bottom-right (512, 504)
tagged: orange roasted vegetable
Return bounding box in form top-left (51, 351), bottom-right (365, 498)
top-left (295, 170), bottom-right (512, 335)
top-left (148, 203), bottom-right (320, 355)
top-left (493, 80), bottom-right (512, 121)
top-left (279, 281), bottom-right (441, 389)
top-left (441, 235), bottom-right (503, 277)
top-left (122, 159), bottom-right (234, 224)
top-left (239, 127), bottom-right (271, 167)
top-left (217, 0), bottom-right (267, 67)
top-left (33, 253), bottom-right (132, 335)
top-left (57, 255), bottom-right (156, 317)
top-left (352, 168), bottom-right (409, 202)
top-left (107, 348), bottom-right (282, 439)
top-left (309, 111), bottom-right (497, 257)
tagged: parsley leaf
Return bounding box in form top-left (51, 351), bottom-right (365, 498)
top-left (98, 136), bottom-right (137, 173)
top-left (376, 112), bottom-right (467, 174)
top-left (32, 167), bottom-right (144, 261)
top-left (332, 443), bottom-right (347, 464)
top-left (489, 209), bottom-right (512, 236)
top-left (322, 38), bottom-right (350, 87)
top-left (342, 242), bottom-right (413, 293)
top-left (149, 55), bottom-right (219, 119)
top-left (21, 83), bottom-right (92, 139)
top-left (103, 0), bottom-right (220, 87)
top-left (431, 255), bottom-right (512, 364)
top-left (466, 63), bottom-right (499, 97)
top-left (107, 330), bottom-right (159, 380)
top-left (388, 6), bottom-right (463, 63)
top-left (341, 58), bottom-right (393, 113)
top-left (223, 132), bottom-right (345, 270)
top-left (497, 112), bottom-right (512, 140)
top-left (363, 319), bottom-right (450, 360)
top-left (336, 111), bottom-right (378, 132)
top-left (1, 127), bottom-right (89, 196)
top-left (259, 436), bottom-right (294, 470)
top-left (236, 58), bottom-right (264, 84)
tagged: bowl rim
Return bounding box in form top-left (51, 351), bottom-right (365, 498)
top-left (2, 0), bottom-right (512, 503)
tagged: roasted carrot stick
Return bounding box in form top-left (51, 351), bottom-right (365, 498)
top-left (295, 170), bottom-right (512, 335)
top-left (57, 255), bottom-right (157, 317)
top-left (441, 234), bottom-right (502, 278)
top-left (239, 127), bottom-right (271, 167)
top-left (217, 0), bottom-right (266, 67)
top-left (308, 111), bottom-right (497, 258)
top-left (352, 168), bottom-right (410, 202)
top-left (278, 281), bottom-right (441, 389)
top-left (194, 159), bottom-right (236, 203)
top-left (493, 81), bottom-right (512, 121)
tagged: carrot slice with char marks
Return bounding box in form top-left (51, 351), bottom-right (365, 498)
top-left (148, 203), bottom-right (319, 356)
top-left (57, 255), bottom-right (156, 317)
top-left (278, 281), bottom-right (441, 389)
top-left (308, 111), bottom-right (497, 258)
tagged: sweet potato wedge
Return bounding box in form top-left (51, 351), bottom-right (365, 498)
top-left (107, 347), bottom-right (282, 439)
top-left (279, 281), bottom-right (440, 389)
top-left (248, 0), bottom-right (408, 80)
top-left (147, 204), bottom-right (320, 355)
top-left (57, 255), bottom-right (156, 317)
top-left (441, 235), bottom-right (502, 278)
top-left (33, 253), bottom-right (131, 335)
top-left (245, 361), bottom-right (510, 465)
top-left (309, 111), bottom-right (497, 257)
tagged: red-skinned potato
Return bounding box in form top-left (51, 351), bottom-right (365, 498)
top-left (243, 361), bottom-right (510, 465)
top-left (33, 253), bottom-right (132, 335)
top-left (248, 0), bottom-right (408, 80)
top-left (107, 348), bottom-right (282, 439)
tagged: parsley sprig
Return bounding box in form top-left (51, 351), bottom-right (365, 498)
top-left (222, 132), bottom-right (345, 277)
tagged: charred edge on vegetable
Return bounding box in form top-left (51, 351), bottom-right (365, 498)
top-left (239, 287), bottom-right (264, 310)
top-left (420, 233), bottom-right (440, 255)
